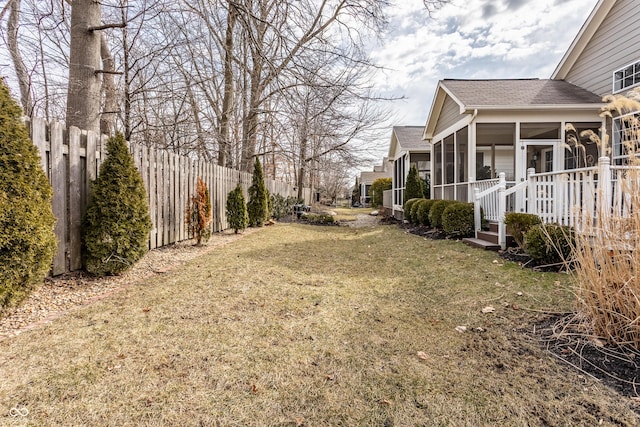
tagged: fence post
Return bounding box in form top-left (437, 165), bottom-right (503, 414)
top-left (526, 168), bottom-right (535, 214)
top-left (474, 187), bottom-right (481, 238)
top-left (498, 172), bottom-right (507, 250)
top-left (598, 156), bottom-right (611, 227)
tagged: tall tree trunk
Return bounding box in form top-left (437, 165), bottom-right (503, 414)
top-left (100, 33), bottom-right (117, 135)
top-left (218, 2), bottom-right (236, 168)
top-left (8, 0), bottom-right (33, 116)
top-left (66, 0), bottom-right (102, 133)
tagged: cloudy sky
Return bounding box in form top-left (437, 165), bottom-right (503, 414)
top-left (363, 0), bottom-right (599, 164)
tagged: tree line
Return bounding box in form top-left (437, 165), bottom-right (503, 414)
top-left (1, 0), bottom-right (447, 199)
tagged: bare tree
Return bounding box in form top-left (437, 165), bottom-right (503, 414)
top-left (66, 0), bottom-right (102, 132)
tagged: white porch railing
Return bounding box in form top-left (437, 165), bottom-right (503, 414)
top-left (472, 156), bottom-right (640, 249)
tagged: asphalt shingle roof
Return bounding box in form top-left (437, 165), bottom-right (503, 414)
top-left (393, 126), bottom-right (427, 150)
top-left (441, 79), bottom-right (602, 108)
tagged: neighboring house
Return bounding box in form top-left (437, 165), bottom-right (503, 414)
top-left (421, 0), bottom-right (640, 248)
top-left (386, 126), bottom-right (430, 218)
top-left (358, 157), bottom-right (392, 206)
top-left (423, 78), bottom-right (603, 204)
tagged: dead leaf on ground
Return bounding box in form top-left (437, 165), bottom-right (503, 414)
top-left (417, 351), bottom-right (428, 360)
top-left (295, 416), bottom-right (305, 426)
top-left (379, 399), bottom-right (391, 405)
top-left (481, 306), bottom-right (495, 314)
top-left (142, 307), bottom-right (151, 312)
top-left (455, 326), bottom-right (467, 333)
top-left (251, 384), bottom-right (258, 394)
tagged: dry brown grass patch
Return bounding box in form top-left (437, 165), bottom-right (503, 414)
top-left (0, 224), bottom-right (637, 425)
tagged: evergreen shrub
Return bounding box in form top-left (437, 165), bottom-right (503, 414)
top-left (404, 165), bottom-right (424, 203)
top-left (301, 212), bottom-right (335, 224)
top-left (442, 202), bottom-right (475, 238)
top-left (247, 158), bottom-right (269, 227)
top-left (186, 177), bottom-right (212, 245)
top-left (504, 212), bottom-right (541, 248)
top-left (226, 184), bottom-right (248, 233)
top-left (410, 199), bottom-right (425, 224)
top-left (371, 177), bottom-right (392, 207)
top-left (270, 194), bottom-right (299, 219)
top-left (0, 79), bottom-right (56, 310)
top-left (428, 200), bottom-right (456, 229)
top-left (82, 133), bottom-right (152, 276)
top-left (525, 224), bottom-right (575, 266)
top-left (417, 199), bottom-right (437, 227)
top-left (403, 198), bottom-right (423, 223)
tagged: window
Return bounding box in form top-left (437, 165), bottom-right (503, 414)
top-left (612, 112), bottom-right (640, 164)
top-left (613, 61), bottom-right (640, 93)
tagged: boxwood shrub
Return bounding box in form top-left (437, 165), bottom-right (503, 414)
top-left (442, 202), bottom-right (475, 238)
top-left (428, 200), bottom-right (457, 229)
top-left (504, 212), bottom-right (541, 248)
top-left (416, 199), bottom-right (437, 227)
top-left (403, 198), bottom-right (423, 223)
top-left (524, 224), bottom-right (575, 266)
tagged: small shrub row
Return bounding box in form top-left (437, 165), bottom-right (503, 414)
top-left (270, 194), bottom-right (300, 219)
top-left (403, 197), bottom-right (477, 239)
top-left (301, 212), bottom-right (335, 224)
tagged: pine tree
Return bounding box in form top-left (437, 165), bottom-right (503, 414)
top-left (186, 177), bottom-right (212, 245)
top-left (247, 157), bottom-right (269, 227)
top-left (404, 164), bottom-right (425, 203)
top-left (226, 184), bottom-right (248, 233)
top-left (0, 78), bottom-right (57, 310)
top-left (82, 133), bottom-right (152, 275)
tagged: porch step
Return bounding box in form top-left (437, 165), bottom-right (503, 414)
top-left (475, 230), bottom-right (515, 247)
top-left (462, 237), bottom-right (501, 251)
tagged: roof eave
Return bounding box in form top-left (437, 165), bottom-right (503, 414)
top-left (552, 0), bottom-right (615, 80)
top-left (463, 103), bottom-right (604, 112)
top-left (424, 82), bottom-right (466, 140)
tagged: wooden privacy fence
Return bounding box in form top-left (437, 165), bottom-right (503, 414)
top-left (28, 117), bottom-right (299, 275)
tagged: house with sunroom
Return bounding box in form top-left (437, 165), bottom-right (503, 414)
top-left (421, 0), bottom-right (640, 249)
top-left (386, 126), bottom-right (430, 219)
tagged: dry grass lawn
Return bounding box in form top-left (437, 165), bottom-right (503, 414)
top-left (1, 222), bottom-right (638, 426)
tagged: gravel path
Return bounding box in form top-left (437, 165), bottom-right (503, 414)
top-left (0, 228), bottom-right (260, 341)
top-left (346, 213), bottom-right (380, 228)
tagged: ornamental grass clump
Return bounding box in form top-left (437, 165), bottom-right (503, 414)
top-left (570, 89), bottom-right (640, 349)
top-left (0, 79), bottom-right (56, 311)
top-left (82, 134), bottom-right (152, 276)
top-left (186, 177), bottom-right (213, 245)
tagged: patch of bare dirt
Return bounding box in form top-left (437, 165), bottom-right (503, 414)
top-left (533, 314), bottom-right (640, 408)
top-left (0, 228), bottom-right (260, 340)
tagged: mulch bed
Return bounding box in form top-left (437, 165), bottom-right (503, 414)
top-left (532, 314), bottom-right (640, 406)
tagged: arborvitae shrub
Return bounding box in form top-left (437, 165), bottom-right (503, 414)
top-left (504, 212), bottom-right (541, 248)
top-left (82, 133), bottom-right (152, 276)
top-left (0, 79), bottom-right (56, 310)
top-left (417, 199), bottom-right (437, 227)
top-left (404, 164), bottom-right (424, 203)
top-left (442, 202), bottom-right (475, 238)
top-left (429, 200), bottom-right (456, 229)
top-left (226, 184), bottom-right (248, 233)
top-left (186, 177), bottom-right (212, 245)
top-left (403, 198), bottom-right (423, 223)
top-left (247, 158), bottom-right (269, 227)
top-left (525, 224), bottom-right (575, 266)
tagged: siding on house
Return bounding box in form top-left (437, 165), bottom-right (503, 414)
top-left (433, 95), bottom-right (464, 136)
top-left (564, 0), bottom-right (640, 97)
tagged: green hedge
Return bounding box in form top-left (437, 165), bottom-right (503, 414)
top-left (504, 212), bottom-right (541, 248)
top-left (0, 78), bottom-right (57, 310)
top-left (403, 198), bottom-right (423, 223)
top-left (442, 202), bottom-right (475, 238)
top-left (428, 200), bottom-right (456, 229)
top-left (416, 199), bottom-right (437, 227)
top-left (525, 224), bottom-right (575, 266)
